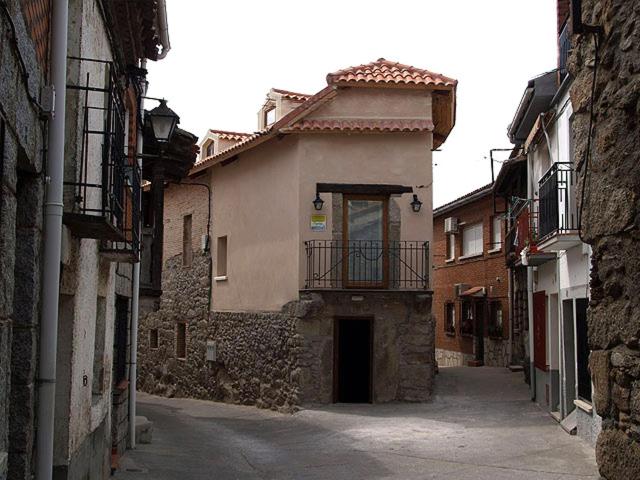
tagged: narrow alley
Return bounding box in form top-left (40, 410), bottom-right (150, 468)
top-left (117, 368), bottom-right (598, 480)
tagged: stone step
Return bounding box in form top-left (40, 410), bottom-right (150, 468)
top-left (508, 364), bottom-right (524, 372)
top-left (136, 416), bottom-right (153, 444)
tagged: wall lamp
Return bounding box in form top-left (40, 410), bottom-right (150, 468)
top-left (146, 98), bottom-right (180, 144)
top-left (410, 194), bottom-right (423, 213)
top-left (313, 192), bottom-right (324, 211)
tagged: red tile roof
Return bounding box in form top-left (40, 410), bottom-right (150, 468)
top-left (433, 183), bottom-right (494, 216)
top-left (282, 119), bottom-right (434, 133)
top-left (272, 88), bottom-right (311, 101)
top-left (207, 129), bottom-right (253, 141)
top-left (327, 58), bottom-right (457, 89)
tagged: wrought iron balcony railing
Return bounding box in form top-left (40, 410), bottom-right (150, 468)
top-left (538, 162), bottom-right (577, 240)
top-left (304, 240), bottom-right (429, 290)
top-left (505, 198), bottom-right (539, 261)
top-left (63, 56), bottom-right (140, 262)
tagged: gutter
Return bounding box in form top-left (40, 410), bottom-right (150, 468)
top-left (35, 1), bottom-right (69, 478)
top-left (156, 0), bottom-right (170, 59)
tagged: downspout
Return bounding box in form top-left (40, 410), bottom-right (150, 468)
top-left (156, 0), bottom-right (171, 60)
top-left (129, 60), bottom-right (148, 449)
top-left (35, 1), bottom-right (69, 479)
top-left (526, 152), bottom-right (536, 402)
top-left (507, 265), bottom-right (513, 366)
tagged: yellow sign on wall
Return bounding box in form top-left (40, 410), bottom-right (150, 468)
top-left (311, 214), bottom-right (327, 232)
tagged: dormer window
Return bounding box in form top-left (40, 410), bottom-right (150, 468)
top-left (265, 106), bottom-right (276, 126)
top-left (205, 140), bottom-right (215, 158)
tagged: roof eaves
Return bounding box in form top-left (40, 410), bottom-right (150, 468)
top-left (434, 183), bottom-right (494, 217)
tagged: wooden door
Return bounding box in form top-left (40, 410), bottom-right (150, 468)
top-left (533, 291), bottom-right (547, 371)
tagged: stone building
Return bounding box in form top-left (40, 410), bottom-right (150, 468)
top-left (0, 1), bottom-right (196, 479)
top-left (432, 184), bottom-right (522, 368)
top-left (138, 59), bottom-right (458, 409)
top-left (569, 0), bottom-right (640, 477)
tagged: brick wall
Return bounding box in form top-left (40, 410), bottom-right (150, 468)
top-left (557, 0), bottom-right (570, 35)
top-left (162, 171), bottom-right (211, 263)
top-left (19, 0), bottom-right (51, 74)
top-left (433, 192), bottom-right (510, 365)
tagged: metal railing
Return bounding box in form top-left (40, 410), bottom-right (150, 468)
top-left (505, 198), bottom-right (539, 259)
top-left (304, 240), bottom-right (429, 290)
top-left (538, 162), bottom-right (577, 239)
top-left (64, 57), bottom-right (140, 260)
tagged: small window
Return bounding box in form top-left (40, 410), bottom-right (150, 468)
top-left (460, 301), bottom-right (474, 336)
top-left (183, 214), bottom-right (193, 266)
top-left (149, 328), bottom-right (159, 349)
top-left (445, 303), bottom-right (456, 335)
top-left (216, 236), bottom-right (227, 277)
top-left (265, 107), bottom-right (276, 126)
top-left (176, 322), bottom-right (186, 359)
top-left (462, 222), bottom-right (483, 257)
top-left (491, 216), bottom-right (502, 250)
top-left (446, 234), bottom-right (455, 260)
top-left (206, 141), bottom-right (215, 158)
top-left (488, 301), bottom-right (503, 338)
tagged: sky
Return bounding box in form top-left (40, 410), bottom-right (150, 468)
top-left (146, 0), bottom-right (558, 208)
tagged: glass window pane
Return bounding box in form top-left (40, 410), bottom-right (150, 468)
top-left (347, 199), bottom-right (384, 283)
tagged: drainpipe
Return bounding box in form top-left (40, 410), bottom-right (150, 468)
top-left (156, 0), bottom-right (170, 60)
top-left (526, 152), bottom-right (536, 402)
top-left (129, 60), bottom-right (148, 449)
top-left (35, 1), bottom-right (69, 479)
top-left (507, 267), bottom-right (513, 366)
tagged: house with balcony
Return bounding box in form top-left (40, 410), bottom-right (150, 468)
top-left (432, 184), bottom-right (525, 369)
top-left (493, 0), bottom-right (599, 446)
top-left (138, 59), bottom-right (457, 408)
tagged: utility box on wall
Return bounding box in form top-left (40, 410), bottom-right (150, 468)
top-left (206, 340), bottom-right (216, 362)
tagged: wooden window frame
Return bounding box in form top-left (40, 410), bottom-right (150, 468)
top-left (342, 194), bottom-right (389, 289)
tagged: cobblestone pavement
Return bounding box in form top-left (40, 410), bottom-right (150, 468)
top-left (116, 367), bottom-right (599, 479)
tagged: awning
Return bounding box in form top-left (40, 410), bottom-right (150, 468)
top-left (460, 286), bottom-right (486, 297)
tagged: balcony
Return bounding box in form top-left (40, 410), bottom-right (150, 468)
top-left (304, 240), bottom-right (429, 290)
top-left (63, 57), bottom-right (140, 262)
top-left (537, 162), bottom-right (580, 251)
top-left (505, 199), bottom-right (555, 267)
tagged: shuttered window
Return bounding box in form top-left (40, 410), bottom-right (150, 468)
top-left (492, 216), bottom-right (502, 250)
top-left (462, 222), bottom-right (483, 256)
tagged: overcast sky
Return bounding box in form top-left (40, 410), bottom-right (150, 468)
top-left (146, 0), bottom-right (558, 207)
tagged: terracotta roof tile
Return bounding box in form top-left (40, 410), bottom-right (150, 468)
top-left (283, 119), bottom-right (434, 133)
top-left (327, 58), bottom-right (457, 89)
top-left (271, 88), bottom-right (311, 101)
top-left (207, 129), bottom-right (253, 141)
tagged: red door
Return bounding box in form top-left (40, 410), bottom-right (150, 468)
top-left (533, 291), bottom-right (547, 371)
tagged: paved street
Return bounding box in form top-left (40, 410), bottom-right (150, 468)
top-left (116, 367), bottom-right (599, 479)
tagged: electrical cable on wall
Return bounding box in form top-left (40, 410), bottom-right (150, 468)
top-left (577, 31), bottom-right (600, 243)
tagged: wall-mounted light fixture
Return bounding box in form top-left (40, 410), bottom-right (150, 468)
top-left (410, 194), bottom-right (423, 213)
top-left (313, 192), bottom-right (324, 211)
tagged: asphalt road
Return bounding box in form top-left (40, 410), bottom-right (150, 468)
top-left (116, 367), bottom-right (599, 479)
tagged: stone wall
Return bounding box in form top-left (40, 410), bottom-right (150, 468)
top-left (0, 2), bottom-right (48, 478)
top-left (484, 337), bottom-right (508, 367)
top-left (570, 0), bottom-right (640, 477)
top-left (138, 252), bottom-right (301, 412)
top-left (436, 348), bottom-right (474, 367)
top-left (296, 290), bottom-right (435, 404)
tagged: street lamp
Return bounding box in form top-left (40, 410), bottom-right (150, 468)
top-left (313, 192), bottom-right (324, 211)
top-left (147, 99), bottom-right (179, 144)
top-left (410, 194), bottom-right (423, 213)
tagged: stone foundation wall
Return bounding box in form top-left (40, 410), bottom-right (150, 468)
top-left (484, 337), bottom-right (508, 367)
top-left (570, 1), bottom-right (640, 477)
top-left (436, 349), bottom-right (474, 367)
top-left (138, 252), bottom-right (301, 412)
top-left (296, 290), bottom-right (435, 403)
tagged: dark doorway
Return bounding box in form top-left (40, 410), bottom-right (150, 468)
top-left (474, 301), bottom-right (485, 363)
top-left (334, 318), bottom-right (373, 403)
top-left (533, 291), bottom-right (547, 371)
top-left (575, 298), bottom-right (591, 401)
top-left (113, 295), bottom-right (129, 385)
